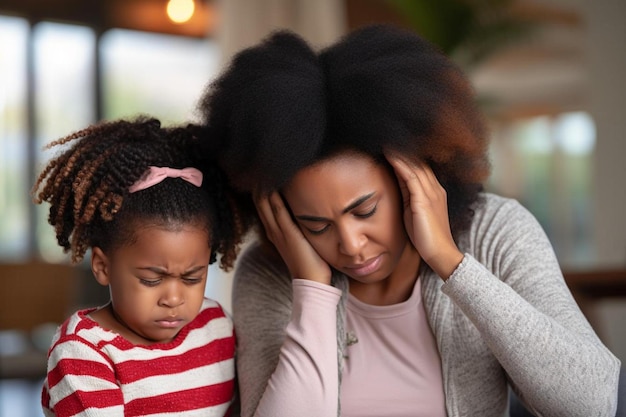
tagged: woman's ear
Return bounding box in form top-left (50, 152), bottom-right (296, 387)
top-left (91, 247), bottom-right (111, 286)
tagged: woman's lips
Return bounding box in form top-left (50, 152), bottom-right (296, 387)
top-left (345, 255), bottom-right (382, 277)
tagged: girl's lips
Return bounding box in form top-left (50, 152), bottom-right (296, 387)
top-left (346, 255), bottom-right (382, 277)
top-left (156, 319), bottom-right (183, 329)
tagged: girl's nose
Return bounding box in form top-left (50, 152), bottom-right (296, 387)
top-left (158, 280), bottom-right (184, 307)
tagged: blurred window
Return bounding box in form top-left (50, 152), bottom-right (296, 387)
top-left (0, 16), bottom-right (29, 260)
top-left (0, 15), bottom-right (220, 262)
top-left (101, 29), bottom-right (219, 124)
top-left (33, 22), bottom-right (96, 262)
top-left (488, 111), bottom-right (596, 268)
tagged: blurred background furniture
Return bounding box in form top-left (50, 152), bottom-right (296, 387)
top-left (0, 262), bottom-right (78, 379)
top-left (564, 269), bottom-right (626, 341)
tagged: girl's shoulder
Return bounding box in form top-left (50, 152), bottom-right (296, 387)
top-left (47, 307), bottom-right (117, 355)
top-left (56, 307), bottom-right (105, 339)
top-left (195, 297), bottom-right (233, 326)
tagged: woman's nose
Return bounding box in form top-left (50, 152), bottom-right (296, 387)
top-left (337, 224), bottom-right (365, 256)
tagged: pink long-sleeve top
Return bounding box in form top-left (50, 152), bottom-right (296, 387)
top-left (341, 277), bottom-right (446, 417)
top-left (254, 278), bottom-right (445, 417)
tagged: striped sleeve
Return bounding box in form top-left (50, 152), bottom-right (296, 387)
top-left (45, 334), bottom-right (123, 416)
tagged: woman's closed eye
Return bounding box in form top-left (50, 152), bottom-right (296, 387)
top-left (353, 204), bottom-right (377, 219)
top-left (303, 205), bottom-right (377, 235)
top-left (306, 223), bottom-right (330, 236)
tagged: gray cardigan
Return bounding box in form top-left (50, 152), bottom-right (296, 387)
top-left (232, 193), bottom-right (620, 417)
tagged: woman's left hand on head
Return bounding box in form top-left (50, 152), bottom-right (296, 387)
top-left (386, 154), bottom-right (464, 280)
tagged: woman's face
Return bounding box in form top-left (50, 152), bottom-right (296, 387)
top-left (282, 151), bottom-right (416, 284)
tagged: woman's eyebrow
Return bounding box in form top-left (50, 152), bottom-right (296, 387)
top-left (295, 192), bottom-right (375, 222)
top-left (341, 192), bottom-right (375, 214)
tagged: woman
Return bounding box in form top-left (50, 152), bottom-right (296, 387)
top-left (198, 24), bottom-right (620, 417)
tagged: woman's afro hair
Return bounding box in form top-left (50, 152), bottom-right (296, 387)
top-left (198, 24), bottom-right (491, 235)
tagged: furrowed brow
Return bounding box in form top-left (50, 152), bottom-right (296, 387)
top-left (294, 192), bottom-right (375, 222)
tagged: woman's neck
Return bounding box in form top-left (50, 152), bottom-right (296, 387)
top-left (348, 243), bottom-right (421, 306)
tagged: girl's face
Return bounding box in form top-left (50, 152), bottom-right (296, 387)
top-left (283, 151), bottom-right (418, 285)
top-left (91, 223), bottom-right (210, 345)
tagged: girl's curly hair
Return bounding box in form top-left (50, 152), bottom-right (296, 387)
top-left (198, 24), bottom-right (491, 237)
top-left (32, 116), bottom-right (251, 268)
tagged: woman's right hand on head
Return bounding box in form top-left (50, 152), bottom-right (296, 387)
top-left (386, 154), bottom-right (464, 280)
top-left (255, 191), bottom-right (332, 285)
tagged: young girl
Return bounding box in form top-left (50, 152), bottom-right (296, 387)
top-left (32, 116), bottom-right (250, 416)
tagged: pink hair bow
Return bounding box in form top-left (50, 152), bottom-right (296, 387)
top-left (128, 166), bottom-right (203, 193)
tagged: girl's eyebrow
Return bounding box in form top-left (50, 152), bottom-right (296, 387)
top-left (136, 265), bottom-right (206, 276)
top-left (295, 192), bottom-right (375, 222)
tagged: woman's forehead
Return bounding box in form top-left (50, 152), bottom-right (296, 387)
top-left (283, 152), bottom-right (391, 209)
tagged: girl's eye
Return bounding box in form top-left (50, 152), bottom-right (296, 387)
top-left (355, 205), bottom-right (377, 219)
top-left (182, 277), bottom-right (203, 285)
top-left (307, 224), bottom-right (330, 236)
top-left (139, 279), bottom-right (161, 287)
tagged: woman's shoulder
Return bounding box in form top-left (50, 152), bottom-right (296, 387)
top-left (472, 192), bottom-right (539, 229)
top-left (463, 192), bottom-right (552, 257)
top-left (475, 192), bottom-right (524, 213)
top-left (237, 240), bottom-right (289, 275)
top-left (232, 239), bottom-right (293, 301)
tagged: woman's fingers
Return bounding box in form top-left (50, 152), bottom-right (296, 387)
top-left (254, 190), bottom-right (332, 284)
top-left (388, 154), bottom-right (442, 197)
top-left (254, 191), bottom-right (296, 243)
top-left (268, 191), bottom-right (293, 230)
top-left (385, 153), bottom-right (462, 279)
top-left (387, 157), bottom-right (411, 204)
top-left (254, 193), bottom-right (278, 241)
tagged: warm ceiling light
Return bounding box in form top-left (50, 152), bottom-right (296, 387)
top-left (167, 0), bottom-right (195, 24)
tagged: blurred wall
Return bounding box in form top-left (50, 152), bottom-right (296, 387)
top-left (584, 0), bottom-right (626, 362)
top-left (216, 0), bottom-right (347, 63)
top-left (586, 0), bottom-right (626, 267)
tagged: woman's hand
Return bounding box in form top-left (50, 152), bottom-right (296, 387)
top-left (386, 154), bottom-right (464, 280)
top-left (255, 191), bottom-right (332, 285)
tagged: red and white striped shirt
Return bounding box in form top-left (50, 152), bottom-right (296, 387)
top-left (42, 298), bottom-right (235, 417)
